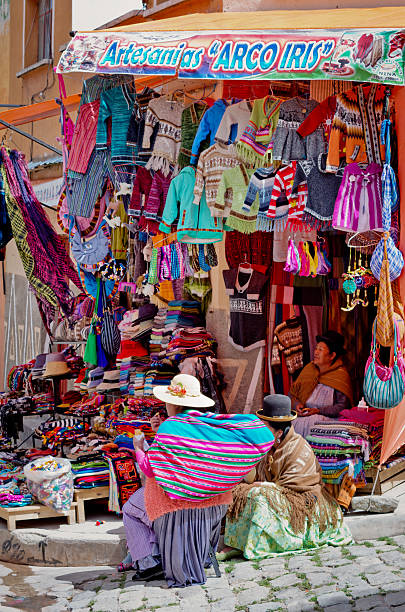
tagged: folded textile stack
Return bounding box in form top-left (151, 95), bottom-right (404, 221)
top-left (143, 362), bottom-right (177, 396)
top-left (32, 393), bottom-right (54, 413)
top-left (112, 418), bottom-right (155, 444)
top-left (128, 365), bottom-right (150, 397)
top-left (307, 420), bottom-right (370, 486)
top-left (339, 409), bottom-right (385, 468)
top-left (118, 305), bottom-right (158, 345)
top-left (166, 327), bottom-right (216, 363)
top-left (149, 308), bottom-right (170, 359)
top-left (165, 300), bottom-right (204, 332)
top-left (71, 457), bottom-right (110, 488)
top-left (126, 397), bottom-right (165, 419)
top-left (37, 418), bottom-right (90, 450)
top-left (117, 349), bottom-right (150, 395)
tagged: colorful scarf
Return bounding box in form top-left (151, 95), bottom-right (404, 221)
top-left (147, 411), bottom-right (274, 501)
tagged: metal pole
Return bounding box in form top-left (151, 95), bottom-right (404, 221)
top-left (0, 104), bottom-right (24, 108)
top-left (0, 118), bottom-right (62, 155)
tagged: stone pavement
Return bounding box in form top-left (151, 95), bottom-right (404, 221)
top-left (3, 536), bottom-right (405, 611)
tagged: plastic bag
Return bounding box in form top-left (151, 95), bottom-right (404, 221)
top-left (27, 472), bottom-right (73, 513)
top-left (24, 457), bottom-right (73, 512)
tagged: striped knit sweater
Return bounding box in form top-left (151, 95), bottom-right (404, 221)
top-left (193, 142), bottom-right (238, 216)
top-left (326, 83), bottom-right (385, 172)
top-left (242, 168), bottom-right (276, 232)
top-left (267, 162), bottom-right (308, 231)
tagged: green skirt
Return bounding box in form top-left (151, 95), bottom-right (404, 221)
top-left (224, 483), bottom-right (352, 559)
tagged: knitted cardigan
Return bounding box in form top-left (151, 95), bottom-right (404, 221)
top-left (193, 142), bottom-right (238, 216)
top-left (190, 98), bottom-right (240, 163)
top-left (145, 475), bottom-right (232, 522)
top-left (271, 97), bottom-right (325, 164)
top-left (326, 84), bottom-right (385, 172)
top-left (143, 98), bottom-right (184, 176)
top-left (215, 100), bottom-right (253, 144)
top-left (178, 102), bottom-right (208, 169)
top-left (216, 164), bottom-right (257, 234)
top-left (236, 96), bottom-right (282, 166)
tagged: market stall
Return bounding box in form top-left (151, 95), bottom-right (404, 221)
top-left (0, 7), bottom-right (404, 527)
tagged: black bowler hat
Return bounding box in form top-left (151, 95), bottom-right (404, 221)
top-left (316, 330), bottom-right (346, 356)
top-left (256, 394), bottom-right (297, 422)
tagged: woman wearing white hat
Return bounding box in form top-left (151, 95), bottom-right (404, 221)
top-left (131, 373), bottom-right (274, 588)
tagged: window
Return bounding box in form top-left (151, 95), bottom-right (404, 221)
top-left (37, 0), bottom-right (52, 61)
top-left (22, 0), bottom-right (53, 69)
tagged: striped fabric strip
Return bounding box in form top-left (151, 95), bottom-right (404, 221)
top-left (147, 410), bottom-right (274, 501)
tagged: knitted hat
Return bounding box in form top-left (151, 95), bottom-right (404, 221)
top-left (256, 394), bottom-right (297, 422)
top-left (43, 352), bottom-right (71, 378)
top-left (153, 374), bottom-right (214, 408)
top-left (97, 369), bottom-right (120, 391)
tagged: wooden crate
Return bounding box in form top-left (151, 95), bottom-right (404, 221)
top-left (0, 503), bottom-right (77, 531)
top-left (360, 459), bottom-right (405, 495)
top-left (74, 486), bottom-right (109, 523)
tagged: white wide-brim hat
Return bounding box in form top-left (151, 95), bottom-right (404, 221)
top-left (153, 373), bottom-right (215, 408)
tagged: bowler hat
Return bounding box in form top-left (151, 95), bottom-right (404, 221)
top-left (256, 394), bottom-right (297, 422)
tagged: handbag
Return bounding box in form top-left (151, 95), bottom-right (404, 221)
top-left (84, 278), bottom-right (101, 366)
top-left (363, 319), bottom-right (404, 409)
top-left (100, 281), bottom-right (121, 358)
top-left (375, 233), bottom-right (395, 347)
top-left (71, 223), bottom-right (110, 271)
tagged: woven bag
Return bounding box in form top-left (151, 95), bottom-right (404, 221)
top-left (375, 234), bottom-right (395, 347)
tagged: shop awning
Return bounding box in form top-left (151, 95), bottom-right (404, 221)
top-left (57, 7), bottom-right (405, 85)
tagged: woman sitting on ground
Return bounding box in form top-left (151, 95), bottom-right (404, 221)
top-left (290, 330), bottom-right (353, 439)
top-left (219, 394), bottom-right (352, 560)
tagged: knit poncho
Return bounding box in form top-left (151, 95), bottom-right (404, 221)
top-left (143, 98), bottom-right (184, 176)
top-left (236, 96), bottom-right (282, 166)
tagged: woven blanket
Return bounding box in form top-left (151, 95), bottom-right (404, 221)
top-left (147, 411), bottom-right (274, 501)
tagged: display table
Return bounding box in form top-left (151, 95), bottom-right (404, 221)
top-left (0, 502), bottom-right (77, 531)
top-left (74, 486), bottom-right (110, 523)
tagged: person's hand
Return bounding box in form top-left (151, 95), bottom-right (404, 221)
top-left (295, 403), bottom-right (305, 416)
top-left (132, 434), bottom-right (145, 451)
top-left (301, 407), bottom-right (319, 417)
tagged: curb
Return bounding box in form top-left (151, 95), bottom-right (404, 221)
top-left (0, 511), bottom-right (404, 567)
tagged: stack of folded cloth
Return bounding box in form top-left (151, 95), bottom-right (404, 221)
top-left (97, 370), bottom-right (121, 393)
top-left (87, 367), bottom-right (105, 392)
top-left (32, 393), bottom-right (54, 413)
top-left (127, 397), bottom-right (165, 418)
top-left (31, 354), bottom-right (47, 379)
top-left (110, 417), bottom-right (156, 446)
top-left (339, 408), bottom-right (385, 468)
top-left (71, 456), bottom-right (110, 488)
top-left (165, 300), bottom-right (204, 332)
top-left (149, 308), bottom-right (170, 358)
top-left (143, 362), bottom-right (177, 396)
top-left (166, 327), bottom-right (216, 363)
top-left (118, 304), bottom-right (158, 345)
top-left (307, 420), bottom-right (370, 486)
top-left (116, 341), bottom-right (149, 394)
top-left (128, 364), bottom-right (150, 397)
top-left (118, 309), bottom-right (139, 340)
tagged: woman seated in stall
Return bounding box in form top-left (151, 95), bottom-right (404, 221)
top-left (129, 373), bottom-right (274, 588)
top-left (289, 330), bottom-right (353, 439)
top-left (218, 394), bottom-right (352, 561)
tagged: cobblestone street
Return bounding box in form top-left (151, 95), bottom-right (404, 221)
top-left (2, 536), bottom-right (405, 611)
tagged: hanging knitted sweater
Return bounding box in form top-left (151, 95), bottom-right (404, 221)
top-left (193, 142), bottom-right (238, 217)
top-left (178, 102), bottom-right (209, 169)
top-left (216, 164), bottom-right (257, 234)
top-left (215, 100), bottom-right (253, 144)
top-left (241, 168), bottom-right (277, 232)
top-left (271, 97), bottom-right (325, 165)
top-left (143, 98), bottom-right (184, 176)
top-left (326, 84), bottom-right (385, 172)
top-left (267, 162), bottom-right (308, 232)
top-left (236, 96), bottom-right (282, 166)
